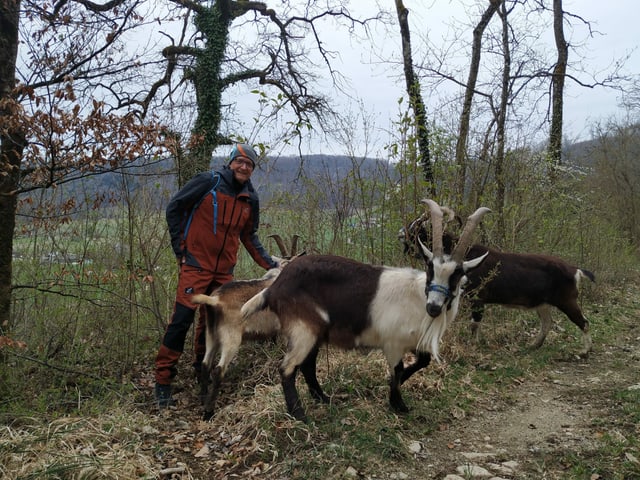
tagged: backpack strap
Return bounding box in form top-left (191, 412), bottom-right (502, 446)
top-left (182, 172), bottom-right (221, 242)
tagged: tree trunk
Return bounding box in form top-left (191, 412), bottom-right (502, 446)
top-left (548, 0), bottom-right (567, 172)
top-left (495, 0), bottom-right (510, 240)
top-left (454, 0), bottom-right (500, 204)
top-left (182, 3), bottom-right (232, 186)
top-left (0, 0), bottom-right (24, 332)
top-left (394, 0), bottom-right (434, 193)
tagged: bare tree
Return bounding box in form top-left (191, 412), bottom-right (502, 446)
top-left (0, 0), bottom-right (173, 330)
top-left (0, 0), bottom-right (24, 332)
top-left (120, 1), bottom-right (379, 185)
top-left (394, 0), bottom-right (433, 192)
top-left (621, 78), bottom-right (640, 114)
top-left (454, 0), bottom-right (500, 204)
top-left (547, 0), bottom-right (567, 171)
top-left (590, 121), bottom-right (640, 248)
top-left (493, 0), bottom-right (513, 238)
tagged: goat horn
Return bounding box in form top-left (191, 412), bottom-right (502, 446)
top-left (421, 199), bottom-right (444, 258)
top-left (290, 234), bottom-right (301, 257)
top-left (268, 234), bottom-right (289, 257)
top-left (451, 207), bottom-right (491, 262)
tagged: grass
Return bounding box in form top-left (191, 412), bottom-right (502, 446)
top-left (2, 260), bottom-right (639, 479)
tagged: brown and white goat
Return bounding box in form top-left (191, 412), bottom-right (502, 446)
top-left (240, 200), bottom-right (490, 422)
top-left (191, 234), bottom-right (303, 420)
top-left (400, 209), bottom-right (595, 355)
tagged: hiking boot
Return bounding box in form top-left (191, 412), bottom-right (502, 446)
top-left (154, 383), bottom-right (176, 408)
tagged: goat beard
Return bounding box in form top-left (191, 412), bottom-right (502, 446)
top-left (416, 299), bottom-right (459, 363)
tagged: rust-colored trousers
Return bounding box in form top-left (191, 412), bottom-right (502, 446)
top-left (154, 265), bottom-right (230, 385)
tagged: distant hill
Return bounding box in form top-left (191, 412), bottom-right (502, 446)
top-left (36, 125), bottom-right (640, 214)
top-left (247, 154), bottom-right (396, 202)
top-left (49, 154), bottom-right (395, 212)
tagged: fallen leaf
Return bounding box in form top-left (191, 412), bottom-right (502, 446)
top-left (194, 444), bottom-right (210, 458)
top-left (625, 452), bottom-right (639, 465)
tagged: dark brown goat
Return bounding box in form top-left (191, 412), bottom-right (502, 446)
top-left (399, 212), bottom-right (595, 355)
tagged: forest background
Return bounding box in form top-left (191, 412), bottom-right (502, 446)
top-left (0, 1), bottom-right (639, 478)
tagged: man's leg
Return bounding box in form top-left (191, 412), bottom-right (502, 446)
top-left (154, 266), bottom-right (219, 407)
top-left (154, 302), bottom-right (196, 406)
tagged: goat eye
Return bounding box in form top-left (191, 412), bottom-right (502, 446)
top-left (426, 263), bottom-right (434, 280)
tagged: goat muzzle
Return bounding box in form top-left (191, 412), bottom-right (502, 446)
top-left (426, 301), bottom-right (443, 318)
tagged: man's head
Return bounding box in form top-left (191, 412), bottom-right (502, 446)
top-left (228, 143), bottom-right (258, 184)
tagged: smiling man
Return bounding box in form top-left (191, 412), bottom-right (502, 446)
top-left (154, 142), bottom-right (279, 408)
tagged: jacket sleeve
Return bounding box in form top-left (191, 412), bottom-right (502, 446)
top-left (166, 172), bottom-right (215, 257)
top-left (241, 196), bottom-right (278, 270)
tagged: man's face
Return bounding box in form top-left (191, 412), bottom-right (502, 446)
top-left (229, 156), bottom-right (254, 183)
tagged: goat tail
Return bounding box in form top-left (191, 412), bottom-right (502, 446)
top-left (240, 288), bottom-right (268, 319)
top-left (191, 293), bottom-right (220, 307)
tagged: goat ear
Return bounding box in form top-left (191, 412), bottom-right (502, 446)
top-left (417, 235), bottom-right (434, 261)
top-left (462, 251), bottom-right (488, 271)
top-left (271, 255), bottom-right (284, 268)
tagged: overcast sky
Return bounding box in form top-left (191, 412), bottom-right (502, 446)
top-left (253, 0), bottom-right (639, 158)
top-left (200, 1), bottom-right (639, 160)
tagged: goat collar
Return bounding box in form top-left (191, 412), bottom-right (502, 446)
top-left (428, 283), bottom-right (451, 297)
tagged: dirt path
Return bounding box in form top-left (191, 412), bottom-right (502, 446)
top-left (423, 334), bottom-right (640, 478)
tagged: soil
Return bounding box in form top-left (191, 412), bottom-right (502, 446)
top-left (423, 337), bottom-right (640, 479)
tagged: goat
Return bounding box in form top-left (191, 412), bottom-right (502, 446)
top-left (191, 234), bottom-right (303, 420)
top-left (240, 200), bottom-right (490, 422)
top-left (399, 210), bottom-right (595, 356)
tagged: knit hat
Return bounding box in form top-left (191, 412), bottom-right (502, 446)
top-left (228, 143), bottom-right (258, 168)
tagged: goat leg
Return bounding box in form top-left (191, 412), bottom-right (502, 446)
top-left (389, 361), bottom-right (409, 413)
top-left (202, 365), bottom-right (223, 421)
top-left (532, 305), bottom-right (553, 349)
top-left (557, 302), bottom-right (592, 356)
top-left (469, 303), bottom-right (484, 342)
top-left (281, 366), bottom-right (308, 422)
top-left (399, 351), bottom-right (432, 385)
top-left (299, 347), bottom-right (330, 403)
top-left (198, 365), bottom-right (210, 405)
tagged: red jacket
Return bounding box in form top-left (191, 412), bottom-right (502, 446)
top-left (166, 166), bottom-right (276, 277)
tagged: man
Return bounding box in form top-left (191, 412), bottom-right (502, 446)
top-left (154, 143), bottom-right (279, 407)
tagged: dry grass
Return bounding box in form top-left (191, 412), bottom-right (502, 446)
top-left (0, 411), bottom-right (166, 479)
top-left (1, 291), bottom-right (632, 479)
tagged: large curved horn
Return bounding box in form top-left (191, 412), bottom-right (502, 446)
top-left (268, 234), bottom-right (289, 257)
top-left (450, 207), bottom-right (491, 262)
top-left (421, 199), bottom-right (444, 258)
top-left (290, 234), bottom-right (301, 257)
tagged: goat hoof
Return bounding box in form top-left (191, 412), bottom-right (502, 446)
top-left (290, 408), bottom-right (308, 423)
top-left (390, 402), bottom-right (409, 414)
top-left (203, 410), bottom-right (214, 421)
top-left (310, 391), bottom-right (330, 404)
